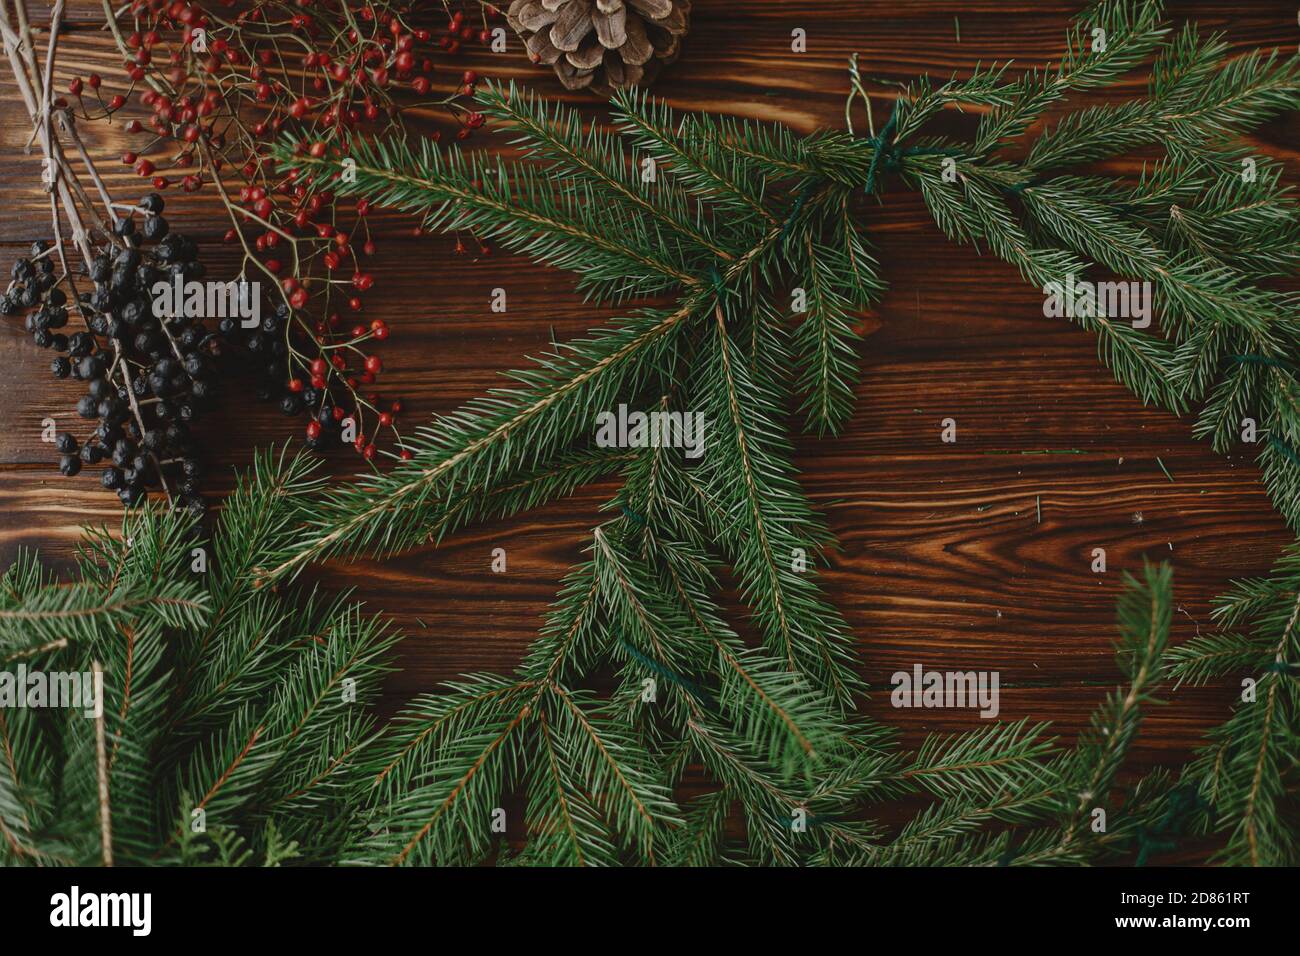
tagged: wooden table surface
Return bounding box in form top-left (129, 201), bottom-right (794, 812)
top-left (3, 1), bottom-right (1299, 854)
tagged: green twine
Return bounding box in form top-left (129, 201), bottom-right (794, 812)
top-left (778, 180), bottom-right (816, 245)
top-left (995, 841), bottom-right (1022, 867)
top-left (1131, 784), bottom-right (1211, 867)
top-left (707, 263), bottom-right (727, 299)
top-left (862, 102), bottom-right (901, 194)
top-left (1132, 828), bottom-right (1179, 867)
top-left (862, 100), bottom-right (965, 194)
top-left (1269, 436), bottom-right (1300, 469)
top-left (617, 638), bottom-right (720, 713)
top-left (1228, 354), bottom-right (1300, 372)
top-left (1264, 660), bottom-right (1300, 676)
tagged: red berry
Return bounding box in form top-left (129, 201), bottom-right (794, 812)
top-left (399, 449), bottom-right (413, 461)
top-left (68, 77), bottom-right (83, 96)
top-left (364, 355), bottom-right (382, 374)
top-left (379, 412), bottom-right (393, 427)
top-left (108, 94), bottom-right (126, 110)
top-left (288, 377), bottom-right (304, 393)
top-left (306, 420), bottom-right (322, 440)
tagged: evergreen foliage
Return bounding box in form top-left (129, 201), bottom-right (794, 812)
top-left (0, 466), bottom-right (1191, 864)
top-left (1169, 546), bottom-right (1300, 865)
top-left (0, 451), bottom-right (397, 866)
top-left (4, 0), bottom-right (1294, 866)
top-left (254, 0), bottom-right (1299, 864)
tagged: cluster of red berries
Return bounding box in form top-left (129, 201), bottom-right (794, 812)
top-left (63, 0), bottom-right (501, 462)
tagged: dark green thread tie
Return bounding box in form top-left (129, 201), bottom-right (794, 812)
top-left (707, 264), bottom-right (726, 298)
top-left (1131, 784), bottom-right (1210, 866)
top-left (863, 103), bottom-right (901, 194)
top-left (778, 180), bottom-right (816, 244)
top-left (862, 101), bottom-right (965, 194)
top-left (617, 638), bottom-right (720, 713)
top-left (1228, 354), bottom-right (1299, 373)
top-left (1264, 660), bottom-right (1300, 676)
top-left (1269, 437), bottom-right (1300, 469)
top-left (1133, 826), bottom-right (1179, 867)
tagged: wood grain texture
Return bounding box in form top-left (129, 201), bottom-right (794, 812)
top-left (2, 1), bottom-right (1299, 854)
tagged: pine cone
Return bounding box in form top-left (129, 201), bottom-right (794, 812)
top-left (507, 0), bottom-right (691, 95)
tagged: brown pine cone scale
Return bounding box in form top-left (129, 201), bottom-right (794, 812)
top-left (507, 0), bottom-right (691, 95)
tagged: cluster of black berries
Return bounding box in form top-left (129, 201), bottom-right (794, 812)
top-left (0, 194), bottom-right (219, 516)
top-left (220, 304), bottom-right (358, 455)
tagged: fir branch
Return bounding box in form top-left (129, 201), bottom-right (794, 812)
top-left (250, 0), bottom-right (1300, 865)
